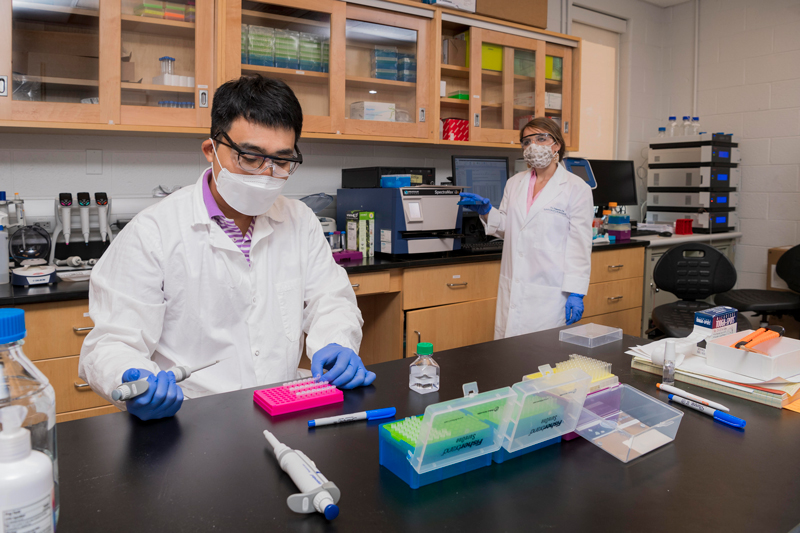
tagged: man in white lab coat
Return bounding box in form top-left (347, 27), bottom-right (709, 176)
top-left (460, 117), bottom-right (593, 339)
top-left (79, 75), bottom-right (374, 421)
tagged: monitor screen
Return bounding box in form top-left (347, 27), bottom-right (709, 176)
top-left (586, 159), bottom-right (638, 206)
top-left (452, 156), bottom-right (509, 208)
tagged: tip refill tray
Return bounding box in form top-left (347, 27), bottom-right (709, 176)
top-left (254, 378), bottom-right (343, 416)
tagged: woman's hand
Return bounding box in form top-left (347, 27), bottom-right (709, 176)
top-left (458, 193), bottom-right (492, 215)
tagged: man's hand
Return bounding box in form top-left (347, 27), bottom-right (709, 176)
top-left (121, 368), bottom-right (184, 421)
top-left (310, 344), bottom-right (376, 389)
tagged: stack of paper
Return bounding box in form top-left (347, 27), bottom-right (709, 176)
top-left (627, 341), bottom-right (800, 410)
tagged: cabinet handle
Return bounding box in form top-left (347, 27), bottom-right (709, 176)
top-left (351, 284), bottom-right (360, 289)
top-left (73, 382), bottom-right (91, 390)
top-left (446, 282), bottom-right (468, 288)
top-left (608, 296), bottom-right (624, 302)
top-left (608, 264), bottom-right (624, 270)
top-left (73, 326), bottom-right (94, 332)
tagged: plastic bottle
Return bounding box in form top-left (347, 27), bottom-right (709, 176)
top-left (682, 116), bottom-right (692, 136)
top-left (0, 226), bottom-right (8, 285)
top-left (0, 308), bottom-right (59, 525)
top-left (667, 116), bottom-right (678, 137)
top-left (691, 117), bottom-right (700, 135)
top-left (657, 127), bottom-right (666, 137)
top-left (409, 342), bottom-right (440, 394)
top-left (608, 202), bottom-right (619, 215)
top-left (662, 339), bottom-right (676, 386)
top-left (0, 405), bottom-right (55, 533)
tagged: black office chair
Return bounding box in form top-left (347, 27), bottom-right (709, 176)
top-left (715, 244), bottom-right (800, 327)
top-left (650, 243), bottom-right (750, 338)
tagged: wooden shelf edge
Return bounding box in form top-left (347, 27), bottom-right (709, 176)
top-left (346, 76), bottom-right (415, 89)
top-left (242, 64), bottom-right (330, 81)
top-left (122, 83), bottom-right (195, 93)
top-left (13, 1), bottom-right (98, 18)
top-left (121, 14), bottom-right (196, 30)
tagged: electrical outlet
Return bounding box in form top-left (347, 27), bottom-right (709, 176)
top-left (32, 220), bottom-right (52, 231)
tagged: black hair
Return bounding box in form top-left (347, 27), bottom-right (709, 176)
top-left (210, 74), bottom-right (303, 143)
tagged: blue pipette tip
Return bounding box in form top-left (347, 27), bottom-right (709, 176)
top-left (324, 504), bottom-right (339, 520)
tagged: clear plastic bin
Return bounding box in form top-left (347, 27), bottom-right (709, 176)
top-left (559, 323), bottom-right (623, 348)
top-left (575, 384), bottom-right (683, 463)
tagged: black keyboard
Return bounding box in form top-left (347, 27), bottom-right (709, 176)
top-left (630, 229), bottom-right (659, 237)
top-left (462, 241), bottom-right (504, 253)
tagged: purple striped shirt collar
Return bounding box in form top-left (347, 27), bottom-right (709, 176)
top-left (202, 168), bottom-right (254, 264)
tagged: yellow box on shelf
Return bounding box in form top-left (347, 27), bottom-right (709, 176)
top-left (461, 32), bottom-right (503, 72)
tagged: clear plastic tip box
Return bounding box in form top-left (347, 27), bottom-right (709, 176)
top-left (575, 384), bottom-right (684, 463)
top-left (379, 369), bottom-right (591, 488)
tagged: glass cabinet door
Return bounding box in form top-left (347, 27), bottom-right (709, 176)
top-left (237, 0), bottom-right (338, 134)
top-left (343, 5), bottom-right (430, 139)
top-left (468, 28), bottom-right (542, 145)
top-left (544, 43), bottom-right (573, 148)
top-left (119, 0), bottom-right (211, 127)
top-left (8, 0), bottom-right (102, 123)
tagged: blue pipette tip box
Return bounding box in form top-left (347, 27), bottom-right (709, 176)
top-left (379, 418), bottom-right (493, 489)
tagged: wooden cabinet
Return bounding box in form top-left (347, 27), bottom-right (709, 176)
top-left (11, 301), bottom-right (115, 423)
top-left (577, 247), bottom-right (645, 336)
top-left (406, 297), bottom-right (496, 358)
top-left (436, 14), bottom-right (581, 149)
top-left (0, 0), bottom-right (213, 129)
top-left (402, 260), bottom-right (499, 357)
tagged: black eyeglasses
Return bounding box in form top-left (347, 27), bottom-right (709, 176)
top-left (213, 130), bottom-right (303, 177)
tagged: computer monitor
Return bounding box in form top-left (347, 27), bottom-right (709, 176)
top-left (451, 156), bottom-right (509, 208)
top-left (586, 159), bottom-right (638, 206)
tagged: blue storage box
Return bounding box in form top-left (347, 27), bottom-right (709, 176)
top-left (381, 175), bottom-right (412, 188)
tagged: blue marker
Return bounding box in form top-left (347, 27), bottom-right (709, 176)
top-left (309, 407), bottom-right (396, 428)
top-left (668, 394), bottom-right (746, 428)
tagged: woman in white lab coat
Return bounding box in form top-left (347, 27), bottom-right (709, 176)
top-left (459, 117), bottom-right (594, 339)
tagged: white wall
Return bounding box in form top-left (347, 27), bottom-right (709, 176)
top-left (0, 132), bottom-right (516, 225)
top-left (662, 0), bottom-right (800, 289)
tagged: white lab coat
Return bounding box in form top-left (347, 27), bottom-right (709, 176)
top-left (482, 164), bottom-right (593, 339)
top-left (79, 171), bottom-right (363, 406)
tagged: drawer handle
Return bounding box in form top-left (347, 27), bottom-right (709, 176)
top-left (73, 326), bottom-right (94, 332)
top-left (446, 282), bottom-right (468, 288)
top-left (608, 296), bottom-right (624, 302)
top-left (74, 382), bottom-right (91, 390)
top-left (608, 264), bottom-right (624, 270)
top-left (351, 283), bottom-right (360, 289)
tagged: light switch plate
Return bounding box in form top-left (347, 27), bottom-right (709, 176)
top-left (0, 76), bottom-right (7, 97)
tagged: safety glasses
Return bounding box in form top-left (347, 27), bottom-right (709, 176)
top-left (213, 130), bottom-right (303, 177)
top-left (521, 132), bottom-right (556, 149)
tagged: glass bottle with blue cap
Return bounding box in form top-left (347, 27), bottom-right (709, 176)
top-left (0, 308), bottom-right (59, 525)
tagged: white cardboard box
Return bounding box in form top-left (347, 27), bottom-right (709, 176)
top-left (706, 330), bottom-right (800, 381)
top-left (545, 92), bottom-right (562, 110)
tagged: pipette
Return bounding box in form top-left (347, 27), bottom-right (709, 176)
top-left (111, 359), bottom-right (223, 401)
top-left (263, 430), bottom-right (341, 520)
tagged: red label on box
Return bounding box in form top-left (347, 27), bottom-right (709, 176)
top-left (442, 118), bottom-right (469, 141)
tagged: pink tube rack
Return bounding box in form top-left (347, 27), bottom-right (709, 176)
top-left (253, 378), bottom-right (344, 416)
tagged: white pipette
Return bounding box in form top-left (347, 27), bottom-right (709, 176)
top-left (111, 359), bottom-right (224, 401)
top-left (263, 430), bottom-right (341, 520)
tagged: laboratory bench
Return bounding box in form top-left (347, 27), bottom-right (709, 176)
top-left (54, 326), bottom-right (800, 533)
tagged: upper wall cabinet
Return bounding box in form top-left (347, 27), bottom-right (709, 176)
top-left (225, 0), bottom-right (431, 140)
top-left (0, 0), bottom-right (212, 129)
top-left (437, 16), bottom-right (580, 149)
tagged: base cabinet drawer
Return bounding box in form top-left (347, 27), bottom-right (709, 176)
top-left (35, 356), bottom-right (110, 414)
top-left (583, 277), bottom-right (644, 317)
top-left (348, 271), bottom-right (391, 296)
top-left (590, 247), bottom-right (645, 284)
top-left (403, 261), bottom-right (500, 310)
top-left (577, 307), bottom-right (642, 336)
top-left (17, 301), bottom-right (94, 361)
top-left (405, 298), bottom-right (496, 358)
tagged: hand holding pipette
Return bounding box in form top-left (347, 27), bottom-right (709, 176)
top-left (112, 359), bottom-right (224, 401)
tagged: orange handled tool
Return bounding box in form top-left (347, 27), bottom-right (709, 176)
top-left (731, 328), bottom-right (765, 348)
top-left (732, 327), bottom-right (784, 354)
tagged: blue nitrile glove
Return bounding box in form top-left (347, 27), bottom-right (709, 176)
top-left (565, 293), bottom-right (585, 325)
top-left (311, 343), bottom-right (377, 389)
top-left (458, 192), bottom-right (492, 215)
top-left (121, 368), bottom-right (184, 421)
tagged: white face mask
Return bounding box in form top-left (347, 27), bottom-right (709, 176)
top-left (524, 143), bottom-right (558, 169)
top-left (211, 140), bottom-right (287, 216)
